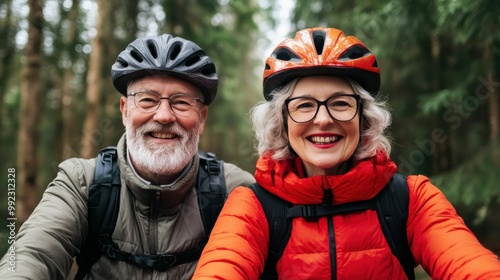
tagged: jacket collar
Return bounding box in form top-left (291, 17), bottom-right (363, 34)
top-left (254, 151), bottom-right (397, 205)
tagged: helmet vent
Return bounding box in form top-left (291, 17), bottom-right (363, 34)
top-left (201, 64), bottom-right (216, 76)
top-left (339, 45), bottom-right (370, 60)
top-left (185, 55), bottom-right (200, 66)
top-left (146, 40), bottom-right (158, 59)
top-left (273, 48), bottom-right (300, 61)
top-left (117, 58), bottom-right (128, 67)
top-left (312, 30), bottom-right (326, 55)
top-left (169, 42), bottom-right (182, 61)
top-left (130, 50), bottom-right (144, 63)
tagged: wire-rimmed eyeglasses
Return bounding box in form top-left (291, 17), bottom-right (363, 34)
top-left (285, 94), bottom-right (360, 123)
top-left (127, 91), bottom-right (204, 116)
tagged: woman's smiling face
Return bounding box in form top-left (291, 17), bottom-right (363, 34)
top-left (287, 76), bottom-right (360, 176)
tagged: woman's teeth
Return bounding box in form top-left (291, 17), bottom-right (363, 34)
top-left (310, 136), bottom-right (338, 144)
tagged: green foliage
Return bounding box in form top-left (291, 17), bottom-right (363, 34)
top-left (418, 88), bottom-right (466, 115)
top-left (430, 142), bottom-right (500, 206)
top-left (436, 0), bottom-right (500, 44)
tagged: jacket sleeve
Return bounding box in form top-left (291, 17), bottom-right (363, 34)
top-left (193, 186), bottom-right (269, 280)
top-left (0, 158), bottom-right (91, 280)
top-left (407, 175), bottom-right (500, 280)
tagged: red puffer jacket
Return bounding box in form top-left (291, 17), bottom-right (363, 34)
top-left (193, 152), bottom-right (500, 280)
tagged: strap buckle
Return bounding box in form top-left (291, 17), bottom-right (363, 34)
top-left (133, 254), bottom-right (177, 271)
top-left (301, 206), bottom-right (316, 218)
top-left (206, 158), bottom-right (221, 175)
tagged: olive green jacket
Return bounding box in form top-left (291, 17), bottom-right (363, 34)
top-left (0, 134), bottom-right (255, 280)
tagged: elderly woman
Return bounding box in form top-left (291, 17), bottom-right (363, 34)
top-left (193, 27), bottom-right (500, 280)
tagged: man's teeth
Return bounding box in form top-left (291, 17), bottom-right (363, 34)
top-left (151, 132), bottom-right (175, 139)
top-left (310, 136), bottom-right (338, 144)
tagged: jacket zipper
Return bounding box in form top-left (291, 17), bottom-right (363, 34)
top-left (149, 190), bottom-right (160, 280)
top-left (149, 190), bottom-right (160, 253)
top-left (322, 178), bottom-right (336, 280)
top-left (329, 216), bottom-right (336, 280)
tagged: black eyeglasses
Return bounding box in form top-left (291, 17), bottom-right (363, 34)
top-left (285, 94), bottom-right (360, 123)
top-left (127, 91), bottom-right (204, 116)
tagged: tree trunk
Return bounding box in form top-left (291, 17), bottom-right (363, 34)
top-left (0, 0), bottom-right (14, 161)
top-left (80, 0), bottom-right (109, 158)
top-left (16, 0), bottom-right (44, 225)
top-left (430, 33), bottom-right (449, 174)
top-left (62, 0), bottom-right (81, 160)
top-left (484, 42), bottom-right (498, 143)
top-left (101, 0), bottom-right (133, 147)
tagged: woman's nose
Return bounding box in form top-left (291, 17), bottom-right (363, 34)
top-left (313, 104), bottom-right (334, 125)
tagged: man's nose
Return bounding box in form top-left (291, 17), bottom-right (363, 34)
top-left (152, 100), bottom-right (176, 123)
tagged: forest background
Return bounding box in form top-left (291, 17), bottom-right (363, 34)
top-left (0, 0), bottom-right (499, 278)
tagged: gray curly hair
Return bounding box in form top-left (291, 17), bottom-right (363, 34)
top-left (251, 78), bottom-right (392, 161)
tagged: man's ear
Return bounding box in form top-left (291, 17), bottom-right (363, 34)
top-left (120, 96), bottom-right (128, 127)
top-left (198, 106), bottom-right (208, 136)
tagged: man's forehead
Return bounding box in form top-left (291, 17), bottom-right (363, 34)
top-left (127, 75), bottom-right (203, 97)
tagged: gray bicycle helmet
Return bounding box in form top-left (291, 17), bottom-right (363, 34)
top-left (111, 34), bottom-right (218, 105)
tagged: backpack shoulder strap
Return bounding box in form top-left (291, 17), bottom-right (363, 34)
top-left (248, 183), bottom-right (292, 280)
top-left (196, 150), bottom-right (227, 238)
top-left (375, 173), bottom-right (415, 280)
top-left (76, 149), bottom-right (228, 277)
top-left (75, 146), bottom-right (121, 280)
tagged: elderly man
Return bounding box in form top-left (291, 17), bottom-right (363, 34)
top-left (0, 34), bottom-right (254, 280)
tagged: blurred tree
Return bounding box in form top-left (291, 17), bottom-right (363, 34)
top-left (434, 0), bottom-right (500, 143)
top-left (198, 0), bottom-right (264, 169)
top-left (81, 0), bottom-right (111, 158)
top-left (16, 0), bottom-right (44, 225)
top-left (61, 0), bottom-right (83, 160)
top-left (42, 0), bottom-right (83, 164)
top-left (0, 0), bottom-right (15, 160)
top-left (101, 0), bottom-right (140, 148)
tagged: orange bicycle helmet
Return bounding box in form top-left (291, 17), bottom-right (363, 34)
top-left (263, 27), bottom-right (380, 100)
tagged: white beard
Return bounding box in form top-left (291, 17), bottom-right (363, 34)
top-left (126, 120), bottom-right (199, 177)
